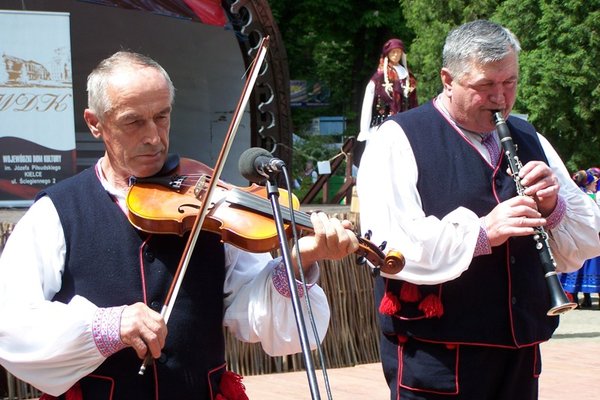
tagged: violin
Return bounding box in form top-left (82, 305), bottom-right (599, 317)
top-left (126, 156), bottom-right (404, 274)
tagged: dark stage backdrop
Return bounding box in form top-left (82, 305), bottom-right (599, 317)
top-left (2, 0), bottom-right (251, 187)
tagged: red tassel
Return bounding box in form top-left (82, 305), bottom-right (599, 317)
top-left (397, 334), bottom-right (408, 344)
top-left (379, 291), bottom-right (401, 315)
top-left (399, 282), bottom-right (421, 302)
top-left (418, 294), bottom-right (444, 318)
top-left (40, 383), bottom-right (82, 400)
top-left (218, 370), bottom-right (248, 400)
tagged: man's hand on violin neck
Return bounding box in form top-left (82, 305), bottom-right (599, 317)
top-left (120, 302), bottom-right (168, 360)
top-left (292, 212), bottom-right (359, 274)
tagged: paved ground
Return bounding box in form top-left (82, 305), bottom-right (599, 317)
top-left (243, 295), bottom-right (600, 399)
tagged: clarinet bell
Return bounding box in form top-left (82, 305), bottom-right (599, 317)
top-left (546, 275), bottom-right (577, 316)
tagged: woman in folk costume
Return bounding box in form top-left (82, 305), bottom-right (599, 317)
top-left (357, 38), bottom-right (418, 142)
top-left (588, 167), bottom-right (600, 207)
top-left (578, 167), bottom-right (600, 307)
top-left (560, 168), bottom-right (600, 308)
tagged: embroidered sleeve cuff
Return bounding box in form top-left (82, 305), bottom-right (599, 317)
top-left (474, 218), bottom-right (492, 256)
top-left (93, 306), bottom-right (127, 358)
top-left (271, 261), bottom-right (317, 298)
top-left (544, 195), bottom-right (566, 231)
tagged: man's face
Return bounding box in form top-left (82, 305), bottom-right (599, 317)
top-left (86, 66), bottom-right (172, 180)
top-left (441, 51), bottom-right (519, 133)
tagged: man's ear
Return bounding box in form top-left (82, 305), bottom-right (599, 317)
top-left (440, 68), bottom-right (454, 96)
top-left (83, 109), bottom-right (102, 140)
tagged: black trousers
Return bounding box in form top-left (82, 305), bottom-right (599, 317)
top-left (381, 335), bottom-right (541, 400)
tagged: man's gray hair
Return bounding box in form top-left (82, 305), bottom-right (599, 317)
top-left (442, 20), bottom-right (521, 82)
top-left (86, 51), bottom-right (175, 118)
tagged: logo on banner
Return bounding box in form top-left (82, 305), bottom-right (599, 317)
top-left (0, 10), bottom-right (76, 206)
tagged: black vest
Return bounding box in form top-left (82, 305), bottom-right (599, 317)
top-left (375, 101), bottom-right (558, 346)
top-left (39, 166), bottom-right (227, 399)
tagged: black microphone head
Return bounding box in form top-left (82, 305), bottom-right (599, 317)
top-left (239, 147), bottom-right (273, 183)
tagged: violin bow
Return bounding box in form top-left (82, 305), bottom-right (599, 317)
top-left (139, 35), bottom-right (270, 375)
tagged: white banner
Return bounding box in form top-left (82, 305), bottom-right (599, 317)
top-left (0, 10), bottom-right (76, 206)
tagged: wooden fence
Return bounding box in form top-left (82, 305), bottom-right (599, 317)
top-left (224, 209), bottom-right (381, 376)
top-left (1, 208), bottom-right (381, 398)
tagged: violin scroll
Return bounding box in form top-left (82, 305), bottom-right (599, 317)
top-left (356, 230), bottom-right (405, 275)
top-left (382, 250), bottom-right (405, 274)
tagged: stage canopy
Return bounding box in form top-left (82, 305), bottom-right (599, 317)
top-left (80, 0), bottom-right (227, 26)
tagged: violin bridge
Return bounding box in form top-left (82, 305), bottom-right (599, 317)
top-left (194, 174), bottom-right (209, 199)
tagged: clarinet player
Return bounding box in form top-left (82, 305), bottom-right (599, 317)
top-left (357, 19), bottom-right (600, 400)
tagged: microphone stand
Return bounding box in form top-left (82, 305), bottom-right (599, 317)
top-left (264, 175), bottom-right (322, 400)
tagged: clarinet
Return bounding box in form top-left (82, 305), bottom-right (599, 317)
top-left (492, 112), bottom-right (577, 316)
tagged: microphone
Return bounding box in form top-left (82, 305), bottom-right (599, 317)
top-left (238, 147), bottom-right (286, 183)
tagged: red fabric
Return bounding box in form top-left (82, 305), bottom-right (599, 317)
top-left (399, 282), bottom-right (421, 302)
top-left (216, 370), bottom-right (248, 400)
top-left (183, 0), bottom-right (227, 26)
top-left (418, 294), bottom-right (444, 318)
top-left (565, 291), bottom-right (574, 303)
top-left (40, 383), bottom-right (82, 400)
top-left (65, 383), bottom-right (83, 400)
top-left (79, 1), bottom-right (227, 27)
top-left (381, 38), bottom-right (405, 55)
top-left (379, 291), bottom-right (401, 315)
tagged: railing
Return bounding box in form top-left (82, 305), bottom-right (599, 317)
top-left (1, 373), bottom-right (40, 400)
top-left (300, 137), bottom-right (356, 205)
top-left (1, 222), bottom-right (42, 399)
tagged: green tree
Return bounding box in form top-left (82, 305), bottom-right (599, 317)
top-left (400, 0), bottom-right (600, 169)
top-left (271, 0), bottom-right (600, 172)
top-left (400, 0), bottom-right (501, 102)
top-left (269, 0), bottom-right (413, 134)
top-left (497, 0), bottom-right (600, 170)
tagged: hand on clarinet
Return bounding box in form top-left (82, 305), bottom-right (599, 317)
top-left (483, 196), bottom-right (547, 247)
top-left (517, 160), bottom-right (560, 216)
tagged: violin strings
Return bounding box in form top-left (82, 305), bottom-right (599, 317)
top-left (227, 188), bottom-right (313, 228)
top-left (154, 175), bottom-right (313, 228)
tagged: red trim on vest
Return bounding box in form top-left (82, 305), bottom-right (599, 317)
top-left (139, 236), bottom-right (152, 305)
top-left (40, 382), bottom-right (83, 400)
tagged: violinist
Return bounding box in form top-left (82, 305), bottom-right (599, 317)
top-left (0, 51), bottom-right (359, 399)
